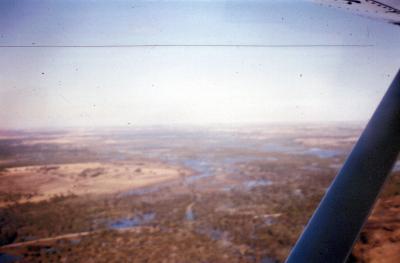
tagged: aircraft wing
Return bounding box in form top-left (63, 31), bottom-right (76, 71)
top-left (313, 0), bottom-right (400, 25)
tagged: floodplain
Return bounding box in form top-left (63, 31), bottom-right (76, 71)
top-left (0, 123), bottom-right (399, 262)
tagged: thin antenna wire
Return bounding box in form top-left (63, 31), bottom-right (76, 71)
top-left (0, 44), bottom-right (374, 48)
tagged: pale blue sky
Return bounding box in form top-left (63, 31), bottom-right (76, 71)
top-left (1, 0), bottom-right (400, 128)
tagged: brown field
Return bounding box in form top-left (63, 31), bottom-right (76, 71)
top-left (0, 162), bottom-right (188, 207)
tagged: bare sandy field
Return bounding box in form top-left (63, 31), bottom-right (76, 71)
top-left (0, 161), bottom-right (189, 206)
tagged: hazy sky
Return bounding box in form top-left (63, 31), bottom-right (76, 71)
top-left (1, 0), bottom-right (400, 128)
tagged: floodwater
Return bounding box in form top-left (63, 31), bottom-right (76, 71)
top-left (244, 179), bottom-right (273, 189)
top-left (0, 253), bottom-right (21, 263)
top-left (197, 227), bottom-right (225, 241)
top-left (183, 159), bottom-right (215, 183)
top-left (108, 212), bottom-right (156, 229)
top-left (185, 205), bottom-right (195, 221)
top-left (119, 141), bottom-right (339, 197)
top-left (262, 143), bottom-right (340, 158)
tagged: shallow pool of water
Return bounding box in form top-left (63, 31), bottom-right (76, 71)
top-left (244, 179), bottom-right (273, 189)
top-left (262, 143), bottom-right (340, 158)
top-left (186, 208), bottom-right (195, 221)
top-left (0, 253), bottom-right (21, 263)
top-left (183, 159), bottom-right (215, 183)
top-left (304, 148), bottom-right (339, 158)
top-left (197, 228), bottom-right (225, 241)
top-left (108, 212), bottom-right (156, 229)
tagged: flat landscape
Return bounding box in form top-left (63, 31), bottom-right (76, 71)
top-left (0, 123), bottom-right (399, 262)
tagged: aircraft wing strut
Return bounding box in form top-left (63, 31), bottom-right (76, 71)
top-left (286, 69), bottom-right (400, 262)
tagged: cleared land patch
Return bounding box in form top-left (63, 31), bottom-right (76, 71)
top-left (0, 161), bottom-right (188, 206)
